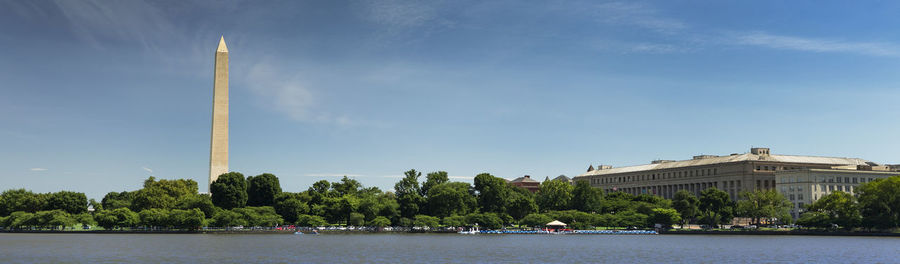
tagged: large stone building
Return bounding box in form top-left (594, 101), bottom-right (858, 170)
top-left (776, 166), bottom-right (898, 219)
top-left (574, 148), bottom-right (877, 201)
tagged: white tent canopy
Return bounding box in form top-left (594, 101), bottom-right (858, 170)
top-left (546, 220), bottom-right (567, 226)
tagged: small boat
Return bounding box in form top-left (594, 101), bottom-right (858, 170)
top-left (294, 231), bottom-right (303, 235)
top-left (458, 225), bottom-right (480, 234)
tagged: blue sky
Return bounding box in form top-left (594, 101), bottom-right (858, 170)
top-left (1, 0), bottom-right (898, 199)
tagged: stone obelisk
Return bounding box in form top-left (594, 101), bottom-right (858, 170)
top-left (209, 36), bottom-right (229, 188)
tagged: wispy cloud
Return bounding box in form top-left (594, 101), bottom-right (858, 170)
top-left (585, 1), bottom-right (687, 34)
top-left (30, 168), bottom-right (47, 171)
top-left (357, 0), bottom-right (454, 45)
top-left (628, 42), bottom-right (688, 54)
top-left (730, 32), bottom-right (900, 57)
top-left (245, 62), bottom-right (315, 120)
top-left (142, 167), bottom-right (153, 174)
top-left (448, 176), bottom-right (474, 180)
top-left (50, 0), bottom-right (177, 53)
top-left (244, 61), bottom-right (359, 125)
top-left (305, 173), bottom-right (365, 177)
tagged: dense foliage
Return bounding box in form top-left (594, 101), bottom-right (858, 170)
top-left (3, 173), bottom-right (900, 231)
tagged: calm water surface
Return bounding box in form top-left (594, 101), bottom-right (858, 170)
top-left (1, 233), bottom-right (898, 263)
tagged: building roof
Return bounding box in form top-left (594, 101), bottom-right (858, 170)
top-left (578, 153), bottom-right (874, 177)
top-left (778, 168), bottom-right (900, 176)
top-left (510, 175), bottom-right (539, 183)
top-left (546, 220), bottom-right (567, 226)
top-left (553, 175), bottom-right (572, 182)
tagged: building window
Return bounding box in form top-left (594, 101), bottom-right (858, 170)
top-left (764, 166), bottom-right (769, 171)
top-left (798, 194), bottom-right (803, 200)
top-left (844, 177), bottom-right (849, 183)
top-left (756, 166), bottom-right (761, 171)
top-left (853, 178), bottom-right (858, 183)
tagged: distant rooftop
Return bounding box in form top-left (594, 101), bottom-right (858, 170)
top-left (510, 175), bottom-right (539, 183)
top-left (579, 148), bottom-right (874, 177)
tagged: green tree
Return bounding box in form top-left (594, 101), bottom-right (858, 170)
top-left (273, 193), bottom-right (310, 223)
top-left (210, 172), bottom-right (248, 209)
top-left (465, 213), bottom-right (503, 229)
top-left (212, 209), bottom-right (247, 227)
top-left (598, 191), bottom-right (635, 214)
top-left (169, 208), bottom-right (206, 230)
top-left (175, 194), bottom-right (217, 217)
top-left (74, 212), bottom-right (97, 226)
top-left (796, 211), bottom-right (830, 229)
top-left (735, 189), bottom-right (792, 225)
top-left (413, 214), bottom-right (441, 227)
top-left (536, 179), bottom-right (574, 212)
top-left (395, 169), bottom-right (425, 218)
top-left (101, 191), bottom-right (133, 211)
top-left (699, 188), bottom-right (732, 228)
top-left (473, 173), bottom-right (511, 213)
top-left (421, 171), bottom-right (449, 197)
top-left (95, 207), bottom-right (139, 229)
top-left (47, 191), bottom-right (88, 214)
top-left (804, 191), bottom-right (861, 231)
top-left (0, 189), bottom-right (49, 215)
top-left (857, 176), bottom-right (900, 230)
top-left (571, 180), bottom-right (603, 213)
top-left (130, 186), bottom-right (176, 211)
top-left (648, 208), bottom-right (681, 228)
top-left (506, 188), bottom-right (538, 223)
top-left (89, 199), bottom-right (102, 212)
top-left (139, 208), bottom-right (171, 228)
top-left (521, 213), bottom-right (553, 228)
top-left (233, 206), bottom-right (283, 226)
top-left (426, 182), bottom-right (476, 218)
top-left (368, 216), bottom-right (392, 227)
top-left (331, 176), bottom-right (362, 197)
top-left (671, 190), bottom-right (700, 228)
top-left (442, 215), bottom-right (467, 227)
top-left (2, 211), bottom-right (34, 229)
top-left (616, 210), bottom-right (649, 228)
top-left (296, 214), bottom-right (327, 227)
top-left (34, 210), bottom-right (76, 229)
top-left (349, 212), bottom-right (366, 226)
top-left (246, 173), bottom-right (282, 207)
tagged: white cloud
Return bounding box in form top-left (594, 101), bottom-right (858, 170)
top-left (305, 173), bottom-right (365, 178)
top-left (50, 0), bottom-right (176, 52)
top-left (629, 42), bottom-right (687, 54)
top-left (731, 32), bottom-right (900, 57)
top-left (245, 62), bottom-right (316, 120)
top-left (244, 61), bottom-right (360, 125)
top-left (29, 168), bottom-right (47, 171)
top-left (448, 176), bottom-right (474, 180)
top-left (586, 1), bottom-right (687, 34)
top-left (142, 167), bottom-right (153, 174)
top-left (362, 0), bottom-right (439, 28)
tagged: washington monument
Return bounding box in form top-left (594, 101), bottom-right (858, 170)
top-left (209, 36), bottom-right (229, 188)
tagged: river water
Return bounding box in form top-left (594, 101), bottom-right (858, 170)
top-left (1, 233), bottom-right (897, 263)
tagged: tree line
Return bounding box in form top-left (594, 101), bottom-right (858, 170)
top-left (2, 171), bottom-right (899, 231)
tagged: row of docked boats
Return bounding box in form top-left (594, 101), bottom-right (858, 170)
top-left (458, 228), bottom-right (657, 235)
